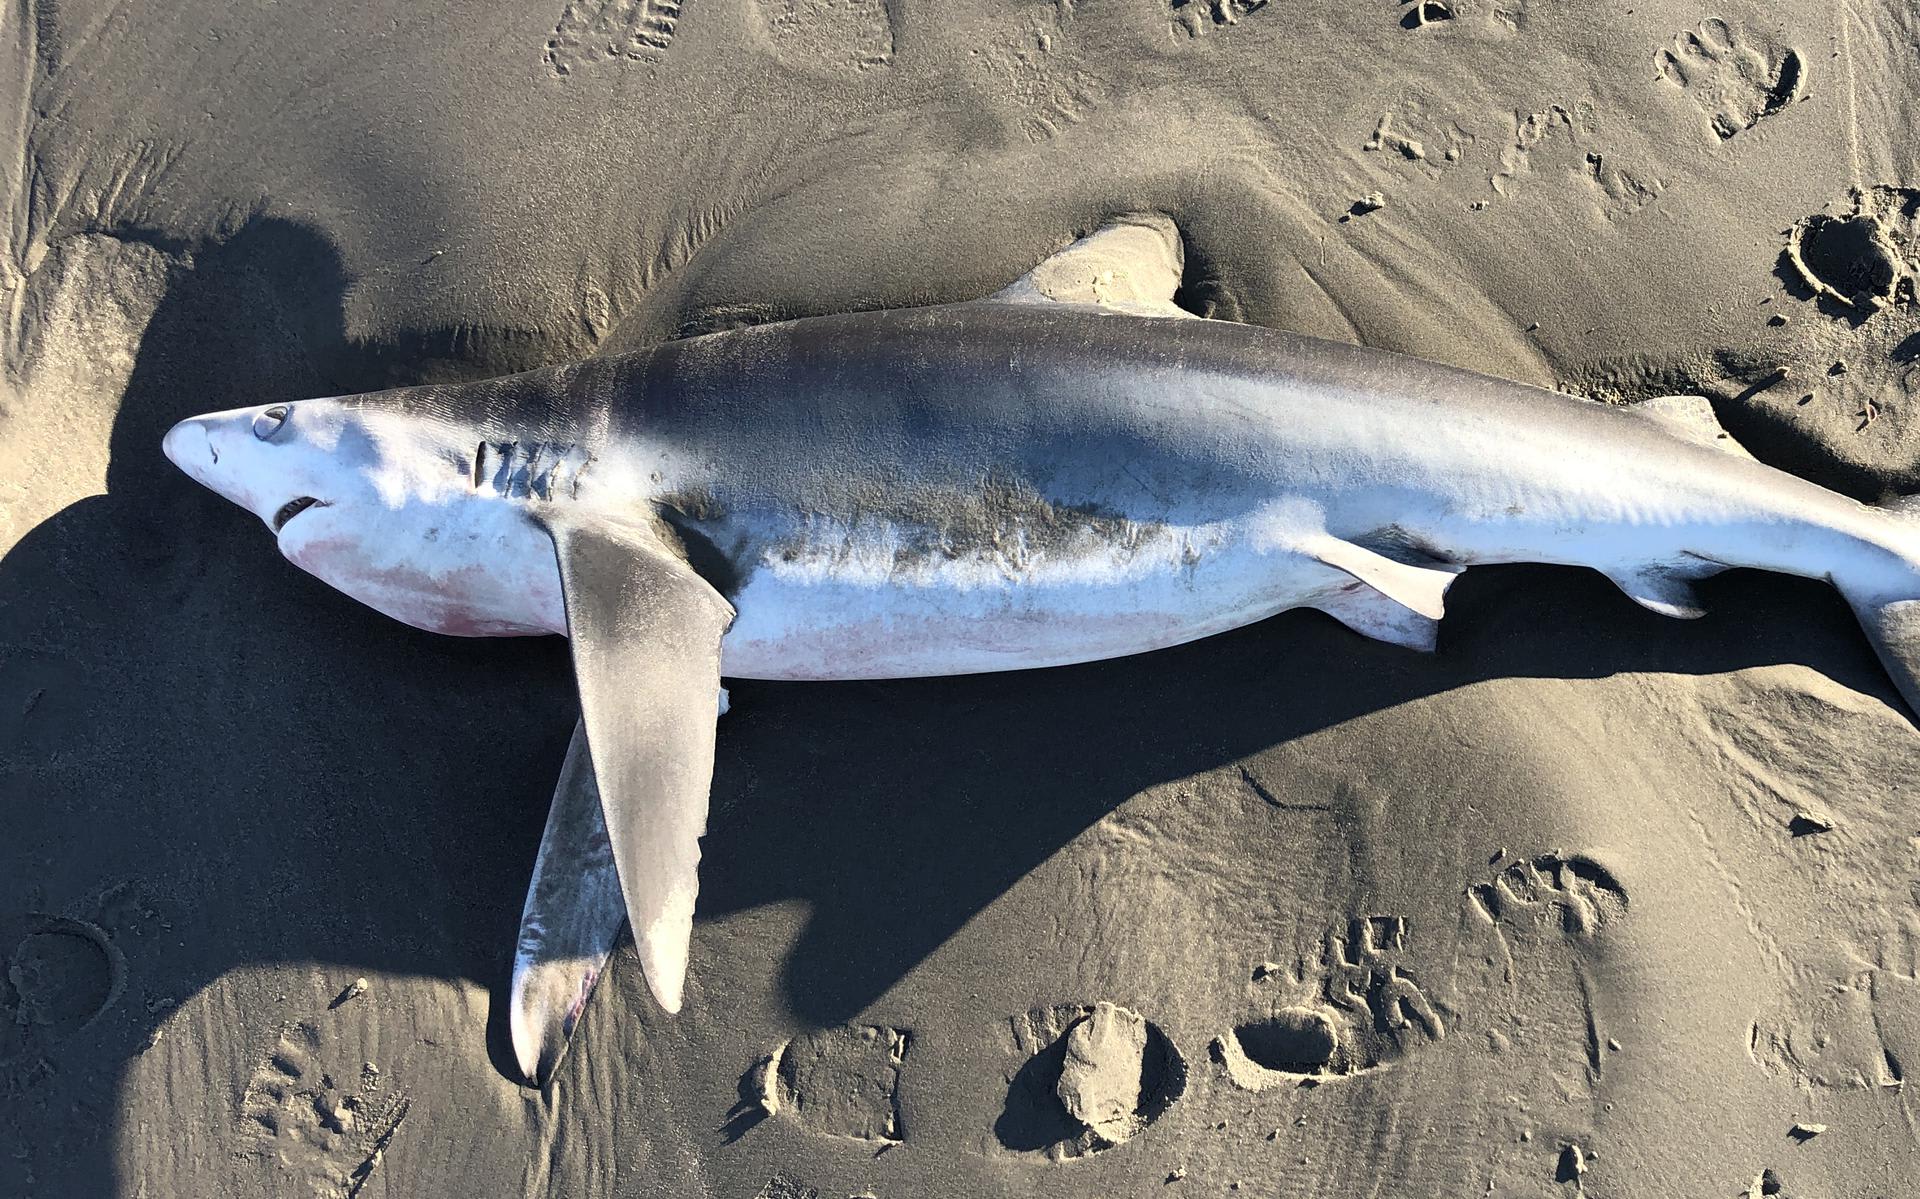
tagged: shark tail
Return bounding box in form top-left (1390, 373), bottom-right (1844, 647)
top-left (1840, 494), bottom-right (1920, 717)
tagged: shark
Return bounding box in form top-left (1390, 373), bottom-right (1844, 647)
top-left (160, 215), bottom-right (1920, 1085)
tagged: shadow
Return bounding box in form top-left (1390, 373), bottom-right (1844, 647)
top-left (698, 564), bottom-right (1888, 1028)
top-left (1, 214), bottom-right (1907, 1198)
top-left (719, 1062), bottom-right (771, 1144)
top-left (0, 217), bottom-right (577, 1196)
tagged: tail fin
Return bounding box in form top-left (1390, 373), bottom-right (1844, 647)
top-left (1845, 595), bottom-right (1920, 717)
top-left (1842, 494), bottom-right (1920, 716)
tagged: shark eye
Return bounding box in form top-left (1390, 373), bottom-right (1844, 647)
top-left (252, 405), bottom-right (290, 440)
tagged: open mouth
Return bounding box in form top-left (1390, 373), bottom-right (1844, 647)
top-left (271, 496), bottom-right (323, 532)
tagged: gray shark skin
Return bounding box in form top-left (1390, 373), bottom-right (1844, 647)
top-left (159, 218), bottom-right (1920, 1085)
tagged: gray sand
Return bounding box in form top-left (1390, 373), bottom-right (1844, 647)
top-left (5, 1), bottom-right (1920, 1194)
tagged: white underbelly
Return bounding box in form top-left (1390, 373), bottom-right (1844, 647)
top-left (717, 525), bottom-right (1332, 681)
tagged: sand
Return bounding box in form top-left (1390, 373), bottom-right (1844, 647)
top-left (4, 0), bottom-right (1920, 1195)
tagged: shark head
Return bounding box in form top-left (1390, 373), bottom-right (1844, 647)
top-left (163, 396), bottom-right (567, 637)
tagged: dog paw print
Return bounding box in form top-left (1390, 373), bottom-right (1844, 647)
top-left (1657, 19), bottom-right (1805, 140)
top-left (1169, 0), bottom-right (1268, 40)
top-left (239, 1021), bottom-right (408, 1196)
top-left (1216, 916), bottom-right (1446, 1090)
top-left (1466, 854), bottom-right (1627, 943)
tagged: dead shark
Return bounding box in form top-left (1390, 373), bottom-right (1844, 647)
top-left (161, 216), bottom-right (1920, 1085)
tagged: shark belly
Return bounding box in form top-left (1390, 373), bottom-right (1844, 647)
top-left (713, 515), bottom-right (1345, 681)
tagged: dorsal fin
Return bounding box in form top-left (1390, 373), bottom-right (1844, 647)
top-left (988, 215), bottom-right (1193, 319)
top-left (1879, 493), bottom-right (1920, 521)
top-left (1632, 395), bottom-right (1754, 460)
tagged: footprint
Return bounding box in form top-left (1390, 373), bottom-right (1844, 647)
top-left (1485, 104), bottom-right (1662, 223)
top-left (995, 1002), bottom-right (1186, 1160)
top-left (1461, 854), bottom-right (1627, 1086)
top-left (1216, 915), bottom-right (1446, 1091)
top-left (543, 0), bottom-right (682, 76)
top-left (1169, 0), bottom-right (1268, 40)
top-left (1361, 91), bottom-right (1479, 181)
top-left (1656, 19), bottom-right (1805, 141)
top-left (751, 1024), bottom-right (910, 1142)
top-left (1785, 186), bottom-right (1920, 313)
top-left (1401, 0), bottom-right (1455, 28)
top-left (238, 1020), bottom-right (409, 1196)
top-left (1466, 854), bottom-right (1628, 941)
top-left (1396, 0), bottom-right (1526, 34)
top-left (753, 0), bottom-right (895, 71)
top-left (1220, 1004), bottom-right (1346, 1080)
top-left (0, 914), bottom-right (126, 1067)
top-left (973, 4), bottom-right (1102, 144)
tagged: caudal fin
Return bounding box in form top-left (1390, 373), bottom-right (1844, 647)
top-left (1845, 594), bottom-right (1920, 717)
top-left (1841, 494), bottom-right (1920, 717)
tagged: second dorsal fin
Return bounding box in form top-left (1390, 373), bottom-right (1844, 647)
top-left (1632, 395), bottom-right (1754, 460)
top-left (988, 215), bottom-right (1193, 319)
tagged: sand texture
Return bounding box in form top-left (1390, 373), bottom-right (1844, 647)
top-left (6, 0), bottom-right (1920, 1195)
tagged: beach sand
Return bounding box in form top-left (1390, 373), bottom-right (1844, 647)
top-left (4, 1), bottom-right (1920, 1194)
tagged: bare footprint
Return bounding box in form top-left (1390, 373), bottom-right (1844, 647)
top-left (995, 1002), bottom-right (1186, 1160)
top-left (238, 1020), bottom-right (409, 1197)
top-left (1656, 19), bottom-right (1805, 141)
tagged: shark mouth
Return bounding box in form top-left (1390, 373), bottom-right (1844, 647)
top-left (271, 496), bottom-right (324, 532)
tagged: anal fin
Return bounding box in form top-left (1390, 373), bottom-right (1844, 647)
top-left (1602, 561), bottom-right (1718, 619)
top-left (1313, 582), bottom-right (1443, 651)
top-left (1303, 534), bottom-right (1460, 620)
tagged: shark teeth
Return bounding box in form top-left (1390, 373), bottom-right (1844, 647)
top-left (271, 495), bottom-right (322, 532)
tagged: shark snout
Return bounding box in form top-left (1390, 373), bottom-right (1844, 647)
top-left (162, 411), bottom-right (275, 521)
top-left (161, 418), bottom-right (215, 480)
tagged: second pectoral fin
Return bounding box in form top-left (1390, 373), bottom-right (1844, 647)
top-left (510, 719), bottom-right (622, 1086)
top-left (548, 518), bottom-right (736, 1016)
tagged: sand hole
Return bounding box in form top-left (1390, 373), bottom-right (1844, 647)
top-left (3, 916), bottom-right (124, 1048)
top-left (1788, 214), bottom-right (1904, 309)
top-left (1233, 1006), bottom-right (1339, 1074)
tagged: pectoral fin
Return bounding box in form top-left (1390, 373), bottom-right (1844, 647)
top-left (549, 519), bottom-right (736, 1017)
top-left (511, 719), bottom-right (623, 1086)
